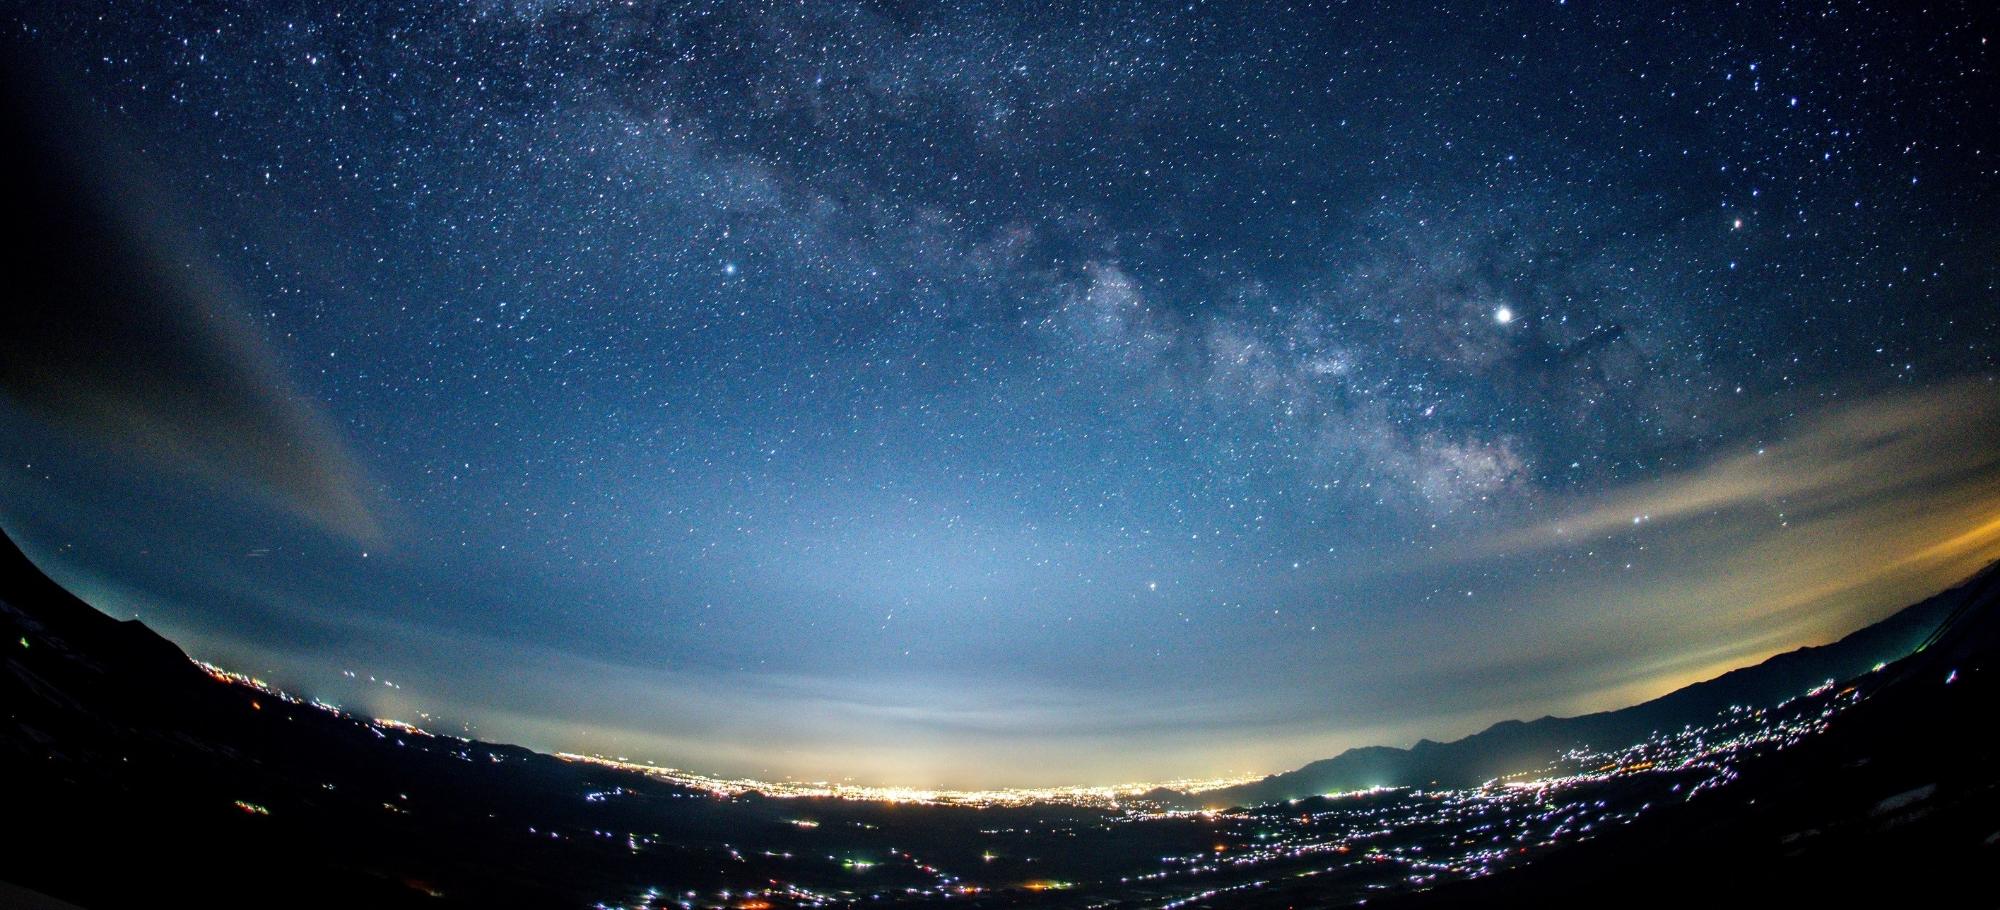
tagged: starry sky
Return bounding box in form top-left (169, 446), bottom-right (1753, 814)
top-left (3, 0), bottom-right (1999, 787)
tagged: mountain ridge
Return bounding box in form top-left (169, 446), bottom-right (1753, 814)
top-left (1192, 565), bottom-right (1994, 808)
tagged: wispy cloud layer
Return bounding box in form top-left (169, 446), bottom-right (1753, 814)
top-left (1490, 381), bottom-right (2000, 555)
top-left (0, 53), bottom-right (380, 543)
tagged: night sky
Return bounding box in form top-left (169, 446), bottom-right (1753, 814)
top-left (3, 0), bottom-right (1998, 787)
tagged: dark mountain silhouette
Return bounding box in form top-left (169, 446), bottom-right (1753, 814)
top-left (1194, 569), bottom-right (1986, 808)
top-left (1210, 555), bottom-right (2000, 910)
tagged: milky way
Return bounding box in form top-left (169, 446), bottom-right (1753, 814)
top-left (3, 0), bottom-right (1998, 786)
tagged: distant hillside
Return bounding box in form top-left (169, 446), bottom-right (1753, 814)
top-left (1196, 569), bottom-right (1992, 808)
top-left (1205, 554), bottom-right (2000, 910)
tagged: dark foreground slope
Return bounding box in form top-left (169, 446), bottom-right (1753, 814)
top-left (1213, 564), bottom-right (2000, 910)
top-left (0, 529), bottom-right (697, 907)
top-left (1197, 578), bottom-right (1972, 807)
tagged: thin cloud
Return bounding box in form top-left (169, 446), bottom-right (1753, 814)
top-left (0, 51), bottom-right (381, 543)
top-left (1486, 381), bottom-right (2000, 557)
